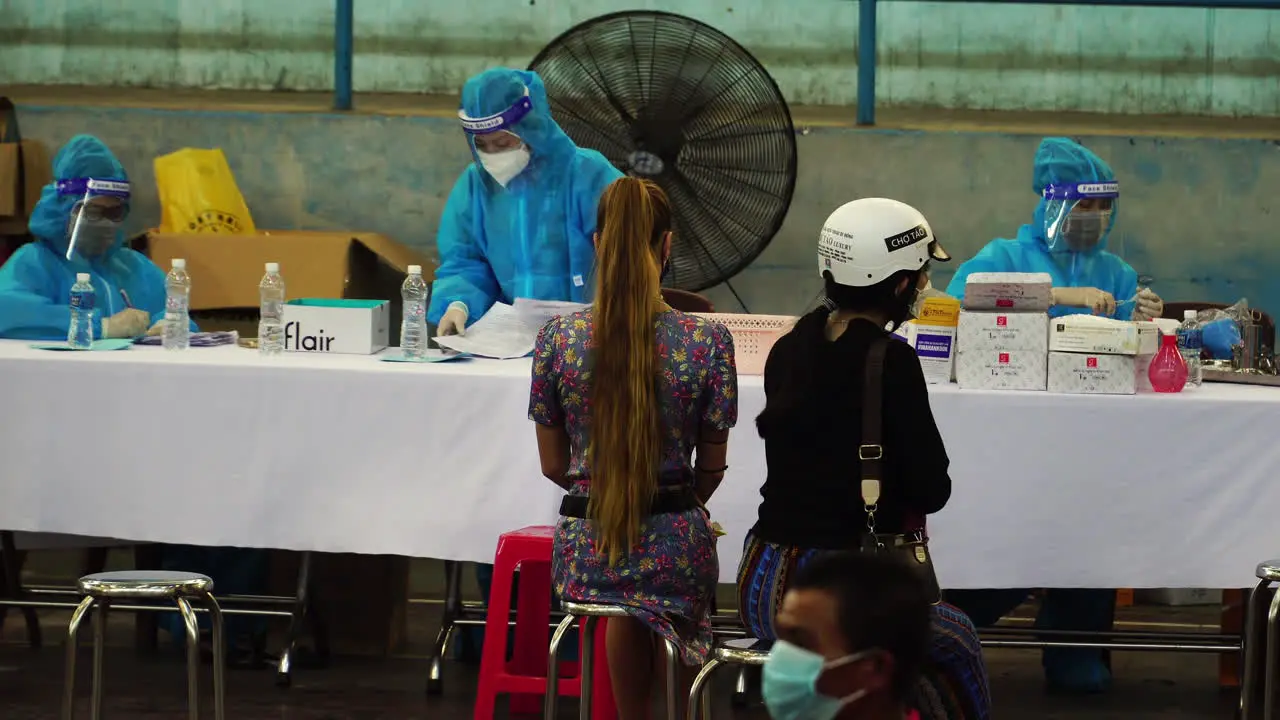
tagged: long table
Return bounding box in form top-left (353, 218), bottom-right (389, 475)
top-left (1, 340), bottom-right (1277, 589)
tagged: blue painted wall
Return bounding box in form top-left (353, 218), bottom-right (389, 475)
top-left (13, 104), bottom-right (1280, 317)
top-left (2, 0), bottom-right (1278, 116)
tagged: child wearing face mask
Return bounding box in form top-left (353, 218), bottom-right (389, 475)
top-left (0, 135), bottom-right (195, 341)
top-left (764, 552), bottom-right (931, 720)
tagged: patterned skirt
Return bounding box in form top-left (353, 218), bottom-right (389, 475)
top-left (737, 533), bottom-right (992, 720)
top-left (552, 508), bottom-right (719, 665)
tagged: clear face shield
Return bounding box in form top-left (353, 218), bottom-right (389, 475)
top-left (458, 88), bottom-right (533, 188)
top-left (59, 177), bottom-right (130, 264)
top-left (1041, 181), bottom-right (1118, 255)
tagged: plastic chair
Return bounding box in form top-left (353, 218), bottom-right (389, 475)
top-left (472, 526), bottom-right (615, 719)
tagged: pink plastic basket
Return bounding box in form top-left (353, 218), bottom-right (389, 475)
top-left (693, 313), bottom-right (798, 376)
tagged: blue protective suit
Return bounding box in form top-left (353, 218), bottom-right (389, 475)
top-left (945, 137), bottom-right (1138, 321)
top-left (944, 140), bottom-right (1128, 695)
top-left (427, 68), bottom-right (623, 325)
top-left (0, 135), bottom-right (196, 340)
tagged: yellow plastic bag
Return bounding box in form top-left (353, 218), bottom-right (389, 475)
top-left (154, 148), bottom-right (256, 234)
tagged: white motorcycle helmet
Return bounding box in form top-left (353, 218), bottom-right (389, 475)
top-left (817, 198), bottom-right (950, 287)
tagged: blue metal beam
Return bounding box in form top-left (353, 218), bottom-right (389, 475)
top-left (334, 0), bottom-right (354, 111)
top-left (857, 0), bottom-right (877, 125)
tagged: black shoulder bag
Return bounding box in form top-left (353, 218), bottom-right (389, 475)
top-left (859, 337), bottom-right (942, 604)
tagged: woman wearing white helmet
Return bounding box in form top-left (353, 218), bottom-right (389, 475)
top-left (738, 199), bottom-right (991, 720)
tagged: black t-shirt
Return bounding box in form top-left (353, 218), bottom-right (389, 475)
top-left (750, 309), bottom-right (951, 549)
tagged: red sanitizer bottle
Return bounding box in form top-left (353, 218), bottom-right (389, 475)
top-left (1148, 332), bottom-right (1189, 393)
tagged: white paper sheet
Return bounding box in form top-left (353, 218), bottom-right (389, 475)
top-left (513, 298), bottom-right (590, 335)
top-left (433, 303), bottom-right (536, 359)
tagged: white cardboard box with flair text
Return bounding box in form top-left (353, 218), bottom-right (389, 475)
top-left (281, 299), bottom-right (390, 355)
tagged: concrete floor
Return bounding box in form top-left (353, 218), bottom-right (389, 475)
top-left (0, 548), bottom-right (1244, 718)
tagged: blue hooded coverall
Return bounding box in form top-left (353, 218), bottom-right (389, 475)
top-left (441, 68), bottom-right (620, 661)
top-left (0, 134), bottom-right (197, 340)
top-left (945, 137), bottom-right (1138, 321)
top-left (426, 68), bottom-right (623, 326)
top-left (945, 138), bottom-right (1132, 694)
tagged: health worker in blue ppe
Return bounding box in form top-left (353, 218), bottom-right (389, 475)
top-left (0, 134), bottom-right (198, 341)
top-left (945, 137), bottom-right (1164, 695)
top-left (945, 137), bottom-right (1163, 322)
top-left (429, 67), bottom-right (623, 336)
top-left (433, 68), bottom-right (620, 663)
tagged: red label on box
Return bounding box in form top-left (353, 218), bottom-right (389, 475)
top-left (996, 315), bottom-right (1008, 327)
top-left (1087, 357), bottom-right (1098, 368)
top-left (999, 353), bottom-right (1010, 364)
top-left (996, 299), bottom-right (1013, 308)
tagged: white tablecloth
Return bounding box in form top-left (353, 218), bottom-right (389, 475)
top-left (1, 340), bottom-right (1277, 589)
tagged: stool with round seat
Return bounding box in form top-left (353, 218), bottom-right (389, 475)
top-left (1241, 560), bottom-right (1280, 719)
top-left (62, 570), bottom-right (225, 720)
top-left (546, 600), bottom-right (681, 720)
top-left (687, 638), bottom-right (770, 720)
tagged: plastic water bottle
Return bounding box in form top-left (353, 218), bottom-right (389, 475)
top-left (400, 265), bottom-right (429, 360)
top-left (67, 273), bottom-right (95, 349)
top-left (259, 262), bottom-right (286, 356)
top-left (1176, 309), bottom-right (1203, 388)
top-left (162, 258), bottom-right (191, 351)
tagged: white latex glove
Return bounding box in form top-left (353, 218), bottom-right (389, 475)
top-left (101, 308), bottom-right (151, 338)
top-left (1132, 287), bottom-right (1164, 321)
top-left (1051, 287), bottom-right (1116, 317)
top-left (437, 303), bottom-right (469, 336)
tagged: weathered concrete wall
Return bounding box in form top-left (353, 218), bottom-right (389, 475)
top-left (2, 0), bottom-right (1278, 116)
top-left (14, 103), bottom-right (1280, 316)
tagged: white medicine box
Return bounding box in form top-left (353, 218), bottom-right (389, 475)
top-left (1047, 352), bottom-right (1137, 395)
top-left (956, 350), bottom-right (1048, 391)
top-left (1048, 315), bottom-right (1142, 355)
top-left (281, 299), bottom-right (390, 355)
top-left (957, 311), bottom-right (1050, 354)
top-left (961, 272), bottom-right (1053, 312)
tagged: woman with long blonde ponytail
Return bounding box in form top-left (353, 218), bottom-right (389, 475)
top-left (529, 176), bottom-right (738, 717)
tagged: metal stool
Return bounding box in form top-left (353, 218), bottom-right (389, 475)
top-left (62, 571), bottom-right (225, 720)
top-left (546, 601), bottom-right (680, 719)
top-left (1242, 561), bottom-right (1280, 719)
top-left (687, 638), bottom-right (770, 720)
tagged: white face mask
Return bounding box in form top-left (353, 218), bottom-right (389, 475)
top-left (910, 278), bottom-right (949, 320)
top-left (477, 146), bottom-right (531, 188)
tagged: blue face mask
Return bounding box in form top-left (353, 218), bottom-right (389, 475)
top-left (763, 640), bottom-right (870, 720)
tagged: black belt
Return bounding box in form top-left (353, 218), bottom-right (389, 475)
top-left (559, 488), bottom-right (701, 519)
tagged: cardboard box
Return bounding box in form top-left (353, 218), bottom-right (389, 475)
top-left (960, 272), bottom-right (1053, 312)
top-left (1048, 315), bottom-right (1141, 355)
top-left (1047, 351), bottom-right (1137, 395)
top-left (283, 299), bottom-right (389, 355)
top-left (0, 99), bottom-right (53, 235)
top-left (1134, 323), bottom-right (1160, 392)
top-left (956, 350), bottom-right (1047, 391)
top-left (958, 311), bottom-right (1049, 353)
top-left (137, 230), bottom-right (433, 345)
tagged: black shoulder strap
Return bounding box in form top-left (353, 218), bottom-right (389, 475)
top-left (860, 338), bottom-right (889, 508)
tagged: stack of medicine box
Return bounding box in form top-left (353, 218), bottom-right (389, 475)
top-left (955, 272), bottom-right (1052, 391)
top-left (1047, 315), bottom-right (1160, 394)
top-left (892, 295), bottom-right (962, 384)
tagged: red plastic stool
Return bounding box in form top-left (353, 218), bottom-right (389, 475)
top-left (472, 526), bottom-right (616, 719)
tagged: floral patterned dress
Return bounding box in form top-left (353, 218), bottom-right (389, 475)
top-left (529, 308), bottom-right (738, 665)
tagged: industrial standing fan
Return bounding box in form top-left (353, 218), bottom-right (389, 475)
top-left (530, 11), bottom-right (798, 310)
